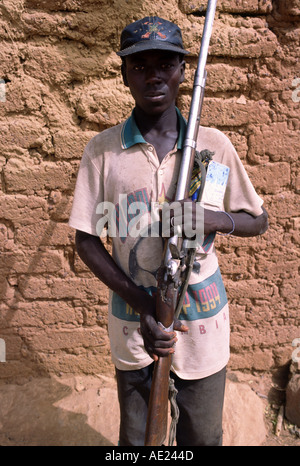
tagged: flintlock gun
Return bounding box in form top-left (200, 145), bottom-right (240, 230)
top-left (144, 0), bottom-right (218, 446)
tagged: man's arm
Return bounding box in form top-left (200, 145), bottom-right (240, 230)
top-left (165, 201), bottom-right (268, 238)
top-left (205, 205), bottom-right (269, 237)
top-left (75, 230), bottom-right (179, 359)
top-left (75, 230), bottom-right (147, 311)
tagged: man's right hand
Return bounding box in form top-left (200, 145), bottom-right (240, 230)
top-left (139, 297), bottom-right (188, 361)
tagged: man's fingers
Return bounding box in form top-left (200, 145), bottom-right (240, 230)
top-left (173, 319), bottom-right (189, 332)
top-left (146, 345), bottom-right (175, 360)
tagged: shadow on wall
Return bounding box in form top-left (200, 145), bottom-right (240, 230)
top-left (0, 177), bottom-right (77, 380)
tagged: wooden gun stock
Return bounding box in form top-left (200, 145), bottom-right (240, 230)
top-left (144, 269), bottom-right (176, 446)
top-left (144, 0), bottom-right (218, 447)
top-left (144, 355), bottom-right (172, 446)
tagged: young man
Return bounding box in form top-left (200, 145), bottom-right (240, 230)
top-left (69, 17), bottom-right (268, 446)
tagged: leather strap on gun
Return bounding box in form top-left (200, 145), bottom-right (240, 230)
top-left (144, 0), bottom-right (218, 447)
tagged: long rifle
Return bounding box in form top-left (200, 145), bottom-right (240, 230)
top-left (144, 0), bottom-right (218, 446)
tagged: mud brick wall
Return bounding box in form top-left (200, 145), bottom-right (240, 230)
top-left (0, 0), bottom-right (299, 381)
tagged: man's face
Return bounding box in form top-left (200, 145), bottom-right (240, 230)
top-left (122, 50), bottom-right (185, 116)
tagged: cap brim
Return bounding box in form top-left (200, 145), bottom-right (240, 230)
top-left (116, 40), bottom-right (189, 57)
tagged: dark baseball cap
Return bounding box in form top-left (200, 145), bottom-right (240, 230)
top-left (117, 16), bottom-right (189, 57)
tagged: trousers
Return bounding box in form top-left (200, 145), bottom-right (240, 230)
top-left (115, 364), bottom-right (226, 446)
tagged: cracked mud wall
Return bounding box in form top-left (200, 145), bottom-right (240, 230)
top-left (0, 0), bottom-right (299, 382)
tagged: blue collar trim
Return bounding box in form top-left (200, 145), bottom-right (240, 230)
top-left (120, 108), bottom-right (186, 150)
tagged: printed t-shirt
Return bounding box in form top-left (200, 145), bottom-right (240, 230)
top-left (69, 110), bottom-right (264, 380)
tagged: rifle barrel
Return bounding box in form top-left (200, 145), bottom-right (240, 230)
top-left (165, 0), bottom-right (218, 265)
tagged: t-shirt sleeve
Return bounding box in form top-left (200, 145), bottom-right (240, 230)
top-left (69, 141), bottom-right (104, 236)
top-left (221, 138), bottom-right (264, 217)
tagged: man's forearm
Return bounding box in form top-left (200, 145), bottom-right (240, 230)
top-left (75, 230), bottom-right (153, 314)
top-left (213, 206), bottom-right (269, 237)
top-left (203, 206), bottom-right (268, 237)
top-left (166, 200), bottom-right (268, 239)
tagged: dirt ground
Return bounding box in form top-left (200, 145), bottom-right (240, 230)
top-left (0, 371), bottom-right (299, 447)
top-left (262, 403), bottom-right (300, 447)
top-left (238, 371), bottom-right (300, 447)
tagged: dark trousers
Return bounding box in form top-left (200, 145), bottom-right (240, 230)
top-left (115, 364), bottom-right (226, 446)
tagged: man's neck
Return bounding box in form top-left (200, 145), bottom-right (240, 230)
top-left (134, 106), bottom-right (179, 163)
top-left (134, 105), bottom-right (178, 136)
